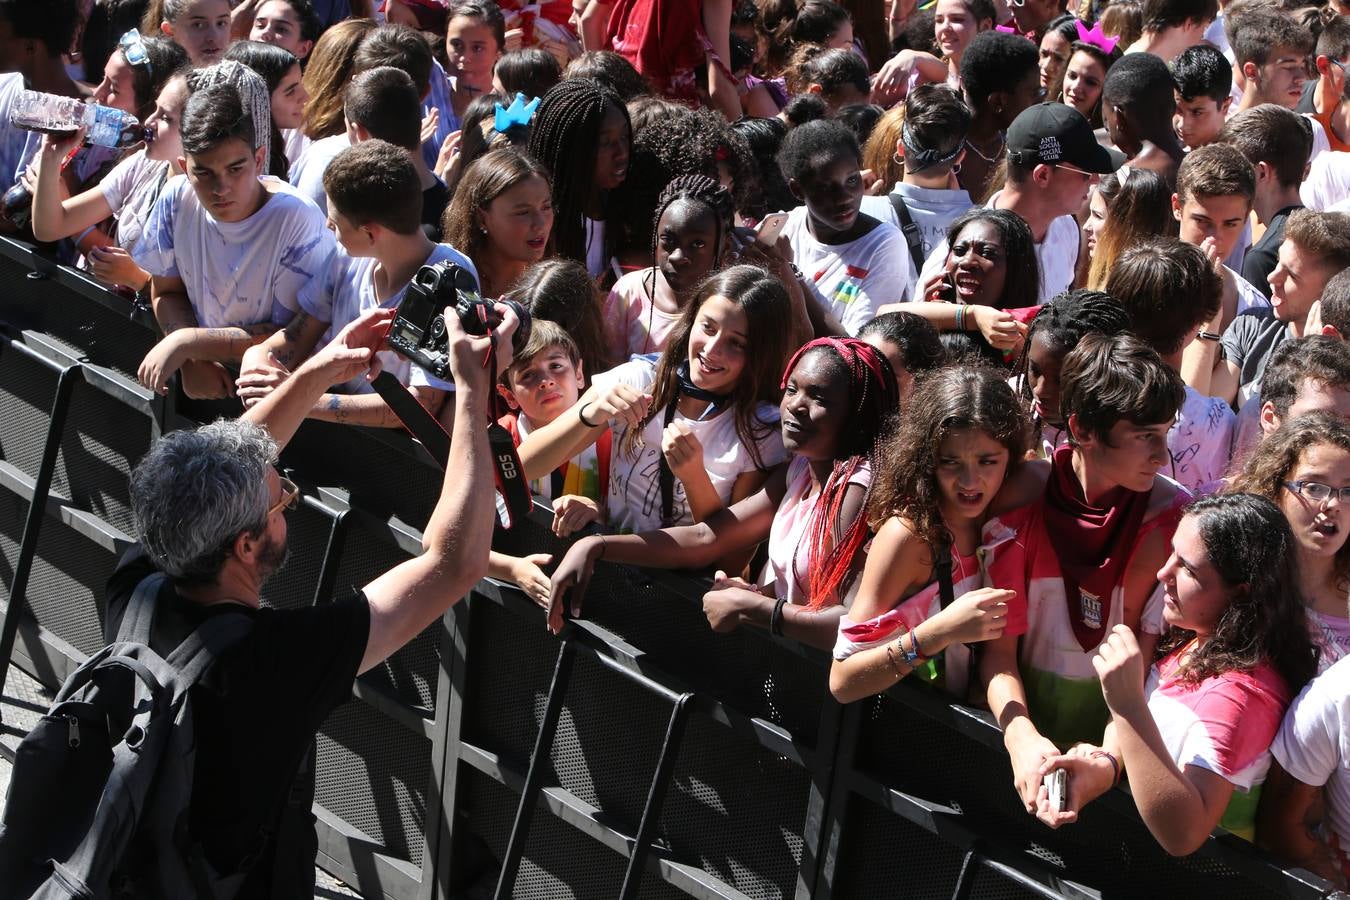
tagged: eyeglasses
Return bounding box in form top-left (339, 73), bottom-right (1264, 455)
top-left (118, 29), bottom-right (152, 73)
top-left (267, 476), bottom-right (300, 517)
top-left (1283, 480), bottom-right (1350, 504)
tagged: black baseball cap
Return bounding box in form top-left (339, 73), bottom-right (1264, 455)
top-left (1005, 102), bottom-right (1125, 174)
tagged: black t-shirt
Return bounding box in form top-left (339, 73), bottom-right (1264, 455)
top-left (1241, 205), bottom-right (1301, 299)
top-left (106, 545), bottom-right (370, 899)
top-left (421, 178), bottom-right (451, 242)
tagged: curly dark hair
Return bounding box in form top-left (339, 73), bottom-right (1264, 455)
top-left (867, 365), bottom-right (1030, 550)
top-left (730, 116), bottom-right (794, 221)
top-left (615, 105), bottom-right (753, 262)
top-left (1229, 412), bottom-right (1350, 594)
top-left (640, 174), bottom-right (735, 306)
top-left (1157, 493), bottom-right (1317, 695)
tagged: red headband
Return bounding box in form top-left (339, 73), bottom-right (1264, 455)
top-left (781, 337), bottom-right (895, 413)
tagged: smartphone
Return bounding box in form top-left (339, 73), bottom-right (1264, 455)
top-left (936, 273), bottom-right (956, 303)
top-left (1043, 768), bottom-right (1068, 813)
top-left (755, 212), bottom-right (790, 247)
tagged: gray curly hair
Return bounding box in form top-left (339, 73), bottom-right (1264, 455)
top-left (130, 419), bottom-right (278, 584)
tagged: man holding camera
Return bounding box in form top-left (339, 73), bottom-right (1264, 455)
top-left (108, 302), bottom-right (515, 896)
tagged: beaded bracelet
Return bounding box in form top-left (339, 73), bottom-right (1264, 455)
top-left (1091, 749), bottom-right (1122, 786)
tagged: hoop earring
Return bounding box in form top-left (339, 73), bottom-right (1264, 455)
top-left (952, 163), bottom-right (961, 174)
top-left (892, 151), bottom-right (904, 166)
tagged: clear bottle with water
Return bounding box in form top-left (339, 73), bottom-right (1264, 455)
top-left (8, 90), bottom-right (147, 149)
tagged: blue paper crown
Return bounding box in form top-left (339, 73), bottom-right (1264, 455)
top-left (494, 93), bottom-right (540, 132)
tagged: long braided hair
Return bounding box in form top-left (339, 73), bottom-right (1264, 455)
top-left (641, 174), bottom-right (735, 348)
top-left (527, 78), bottom-right (629, 268)
top-left (1013, 289), bottom-right (1130, 432)
top-left (782, 338), bottom-right (899, 609)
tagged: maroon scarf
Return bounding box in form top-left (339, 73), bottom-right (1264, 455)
top-left (1041, 446), bottom-right (1151, 652)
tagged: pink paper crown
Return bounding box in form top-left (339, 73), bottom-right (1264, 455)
top-left (995, 23), bottom-right (1034, 40)
top-left (1075, 20), bottom-right (1120, 55)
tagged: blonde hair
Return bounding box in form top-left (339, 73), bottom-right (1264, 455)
top-left (862, 104), bottom-right (906, 194)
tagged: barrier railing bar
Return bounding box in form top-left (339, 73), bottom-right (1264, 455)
top-left (313, 802), bottom-right (422, 900)
top-left (493, 639), bottom-right (577, 900)
top-left (655, 860), bottom-right (758, 900)
top-left (424, 601), bottom-right (471, 900)
top-left (15, 331), bottom-right (161, 418)
top-left (0, 354), bottom-right (80, 741)
top-left (618, 691), bottom-right (694, 899)
top-left (795, 695), bottom-right (846, 900)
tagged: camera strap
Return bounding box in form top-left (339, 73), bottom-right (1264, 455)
top-left (372, 370), bottom-right (451, 467)
top-left (657, 361), bottom-right (731, 526)
top-left (485, 336), bottom-right (532, 530)
top-left (371, 362), bottom-right (532, 531)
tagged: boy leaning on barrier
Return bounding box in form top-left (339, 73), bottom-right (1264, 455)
top-left (236, 139), bottom-right (467, 427)
top-left (978, 333), bottom-right (1190, 818)
top-left (90, 302), bottom-right (514, 895)
top-left (132, 75), bottom-right (335, 400)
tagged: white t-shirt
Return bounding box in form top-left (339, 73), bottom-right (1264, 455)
top-left (98, 150), bottom-right (172, 258)
top-left (859, 182), bottom-right (976, 281)
top-left (782, 205), bottom-right (915, 335)
top-left (288, 133), bottom-right (350, 215)
top-left (0, 73), bottom-right (40, 194)
top-left (584, 216), bottom-right (606, 278)
top-left (1167, 384), bottom-right (1236, 493)
top-left (1231, 266), bottom-right (1270, 316)
top-left (133, 176), bottom-right (334, 328)
top-left (918, 190), bottom-right (1079, 303)
top-left (298, 243), bottom-right (476, 393)
top-left (589, 357), bottom-right (785, 533)
top-left (1302, 151), bottom-right (1350, 212)
top-left (282, 128), bottom-right (310, 167)
top-left (1309, 116), bottom-right (1331, 166)
top-left (1272, 655), bottom-right (1350, 863)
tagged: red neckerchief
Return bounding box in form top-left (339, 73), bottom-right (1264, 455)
top-left (1042, 446), bottom-right (1151, 652)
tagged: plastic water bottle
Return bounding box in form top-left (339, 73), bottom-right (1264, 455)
top-left (8, 90), bottom-right (148, 149)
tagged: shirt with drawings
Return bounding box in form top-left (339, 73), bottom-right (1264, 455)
top-left (133, 175), bottom-right (335, 328)
top-left (0, 74), bottom-right (40, 195)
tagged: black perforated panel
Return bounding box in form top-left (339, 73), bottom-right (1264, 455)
top-left (315, 699), bottom-right (430, 867)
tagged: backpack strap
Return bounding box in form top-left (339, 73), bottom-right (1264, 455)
top-left (888, 193), bottom-right (926, 273)
top-left (116, 573), bottom-right (169, 645)
top-left (934, 538), bottom-right (955, 610)
top-left (162, 609), bottom-right (254, 688)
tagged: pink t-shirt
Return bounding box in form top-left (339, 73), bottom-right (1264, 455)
top-left (1146, 649), bottom-right (1291, 839)
top-left (759, 455), bottom-right (872, 606)
top-left (603, 267), bottom-right (682, 360)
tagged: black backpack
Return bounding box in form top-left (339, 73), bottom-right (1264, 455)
top-left (0, 574), bottom-right (253, 899)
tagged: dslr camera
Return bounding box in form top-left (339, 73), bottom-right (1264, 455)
top-left (387, 261), bottom-right (531, 378)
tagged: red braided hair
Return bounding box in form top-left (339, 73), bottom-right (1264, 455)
top-left (780, 338), bottom-right (899, 610)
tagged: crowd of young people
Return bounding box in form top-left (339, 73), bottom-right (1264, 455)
top-left (3, 0), bottom-right (1350, 880)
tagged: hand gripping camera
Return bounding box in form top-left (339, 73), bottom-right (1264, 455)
top-left (387, 261), bottom-right (532, 378)
top-left (384, 261), bottom-right (535, 529)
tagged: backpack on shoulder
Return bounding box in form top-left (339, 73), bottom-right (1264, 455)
top-left (0, 574), bottom-right (253, 900)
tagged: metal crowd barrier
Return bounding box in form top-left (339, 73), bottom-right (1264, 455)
top-left (0, 236), bottom-right (1338, 900)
